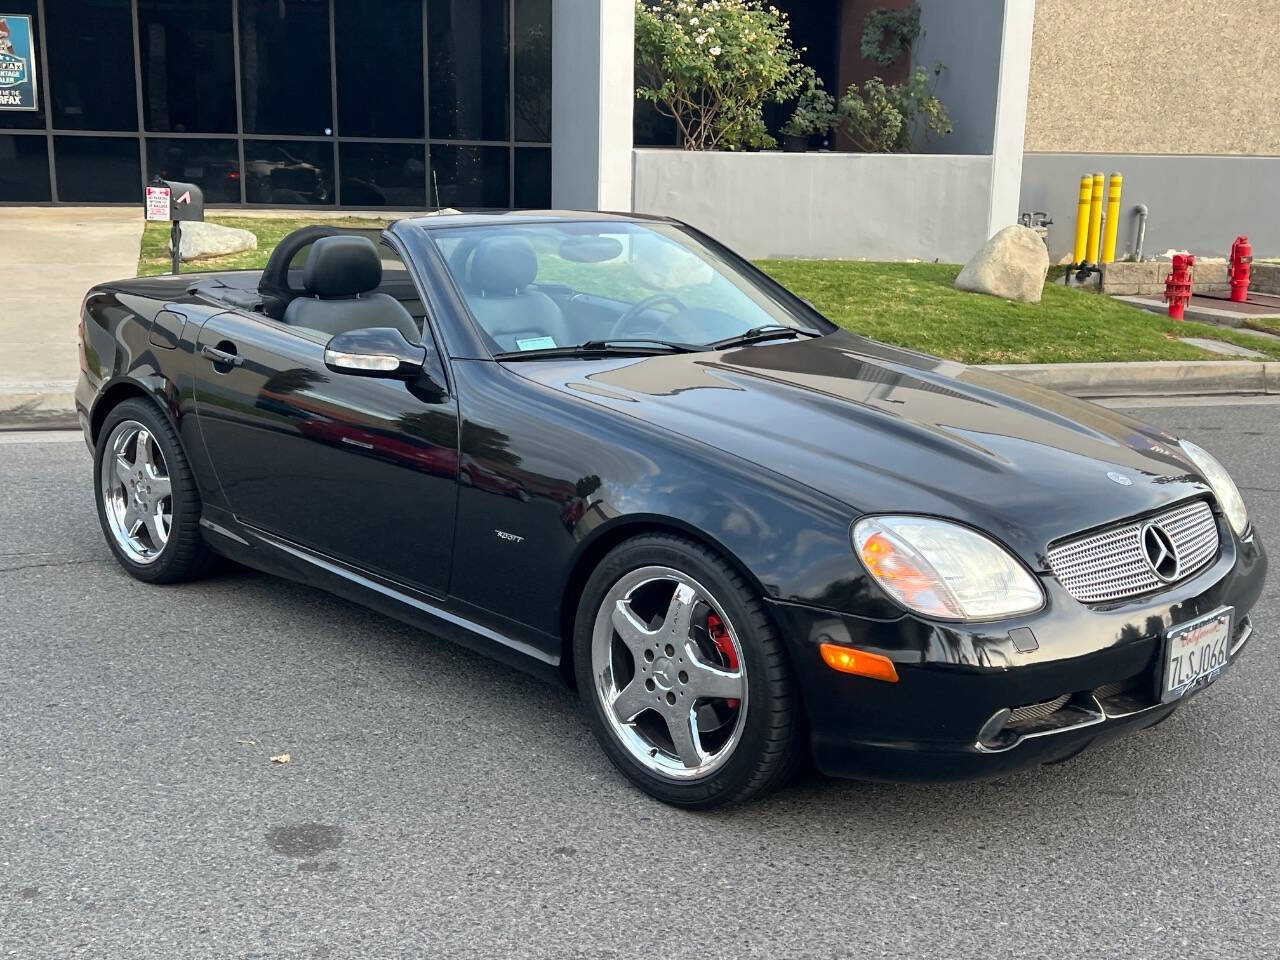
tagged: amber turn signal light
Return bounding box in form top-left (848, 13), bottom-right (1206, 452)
top-left (819, 643), bottom-right (899, 683)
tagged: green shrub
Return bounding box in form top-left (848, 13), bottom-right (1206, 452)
top-left (836, 65), bottom-right (953, 153)
top-left (780, 75), bottom-right (836, 138)
top-left (635, 0), bottom-right (810, 151)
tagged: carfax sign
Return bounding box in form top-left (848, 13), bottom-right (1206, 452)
top-left (0, 14), bottom-right (38, 111)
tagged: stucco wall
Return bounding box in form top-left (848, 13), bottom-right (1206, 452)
top-left (632, 149), bottom-right (994, 262)
top-left (913, 0), bottom-right (1004, 156)
top-left (551, 0), bottom-right (634, 210)
top-left (1025, 0), bottom-right (1280, 155)
top-left (1021, 154), bottom-right (1280, 261)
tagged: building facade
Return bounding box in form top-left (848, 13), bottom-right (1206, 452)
top-left (1019, 0), bottom-right (1280, 260)
top-left (0, 0), bottom-right (552, 208)
top-left (4, 0), bottom-right (1274, 262)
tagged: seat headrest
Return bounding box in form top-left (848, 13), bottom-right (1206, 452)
top-left (469, 236), bottom-right (538, 294)
top-left (304, 235), bottom-right (382, 298)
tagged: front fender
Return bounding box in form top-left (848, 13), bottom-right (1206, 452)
top-left (447, 360), bottom-right (867, 648)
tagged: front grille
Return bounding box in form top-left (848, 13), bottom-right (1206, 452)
top-left (1007, 695), bottom-right (1070, 726)
top-left (1047, 499), bottom-right (1219, 604)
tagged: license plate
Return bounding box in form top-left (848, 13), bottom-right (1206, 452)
top-left (1162, 607), bottom-right (1233, 702)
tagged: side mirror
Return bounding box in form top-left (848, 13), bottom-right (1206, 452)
top-left (324, 327), bottom-right (427, 379)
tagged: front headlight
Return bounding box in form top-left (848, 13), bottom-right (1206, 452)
top-left (1180, 439), bottom-right (1249, 537)
top-left (853, 516), bottom-right (1044, 621)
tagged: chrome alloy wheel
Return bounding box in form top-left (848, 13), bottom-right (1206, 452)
top-left (591, 566), bottom-right (748, 780)
top-left (99, 420), bottom-right (173, 565)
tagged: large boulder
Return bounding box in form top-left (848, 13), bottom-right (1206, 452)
top-left (954, 225), bottom-right (1049, 304)
top-left (167, 220), bottom-right (258, 262)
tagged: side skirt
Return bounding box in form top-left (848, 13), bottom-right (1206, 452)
top-left (198, 508), bottom-right (564, 685)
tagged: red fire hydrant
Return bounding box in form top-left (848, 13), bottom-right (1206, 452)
top-left (1165, 254), bottom-right (1195, 320)
top-left (1229, 235), bottom-right (1252, 303)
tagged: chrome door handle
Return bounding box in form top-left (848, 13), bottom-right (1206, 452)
top-left (201, 344), bottom-right (242, 366)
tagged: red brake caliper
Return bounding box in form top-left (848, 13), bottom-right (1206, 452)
top-left (705, 613), bottom-right (740, 709)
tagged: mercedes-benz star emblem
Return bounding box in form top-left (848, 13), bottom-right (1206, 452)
top-left (1107, 471), bottom-right (1133, 486)
top-left (1141, 522), bottom-right (1180, 582)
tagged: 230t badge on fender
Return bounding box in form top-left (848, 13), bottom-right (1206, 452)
top-left (75, 212), bottom-right (1268, 807)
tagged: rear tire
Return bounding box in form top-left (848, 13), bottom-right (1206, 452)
top-left (94, 398), bottom-right (216, 584)
top-left (574, 533), bottom-right (803, 808)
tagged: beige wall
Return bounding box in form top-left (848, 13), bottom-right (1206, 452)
top-left (1024, 0), bottom-right (1280, 155)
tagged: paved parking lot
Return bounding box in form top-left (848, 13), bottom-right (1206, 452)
top-left (2, 400), bottom-right (1277, 959)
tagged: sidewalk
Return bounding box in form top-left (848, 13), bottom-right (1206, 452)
top-left (0, 207), bottom-right (144, 408)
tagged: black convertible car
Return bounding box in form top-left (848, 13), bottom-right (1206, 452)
top-left (76, 212), bottom-right (1267, 807)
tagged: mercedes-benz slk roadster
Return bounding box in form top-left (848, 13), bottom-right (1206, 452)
top-left (76, 213), bottom-right (1266, 807)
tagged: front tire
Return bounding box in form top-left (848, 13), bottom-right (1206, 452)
top-left (94, 398), bottom-right (215, 584)
top-left (574, 534), bottom-right (802, 808)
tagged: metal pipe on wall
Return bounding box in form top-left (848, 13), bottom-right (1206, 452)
top-left (1133, 204), bottom-right (1149, 262)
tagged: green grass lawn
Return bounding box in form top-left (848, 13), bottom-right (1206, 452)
top-left (759, 260), bottom-right (1280, 365)
top-left (139, 216), bottom-right (1280, 365)
top-left (1244, 317), bottom-right (1280, 336)
top-left (137, 216), bottom-right (390, 277)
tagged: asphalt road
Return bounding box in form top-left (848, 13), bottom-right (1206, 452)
top-left (2, 400), bottom-right (1277, 959)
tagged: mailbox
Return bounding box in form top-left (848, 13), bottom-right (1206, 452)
top-left (146, 179), bottom-right (204, 223)
top-left (145, 179), bottom-right (205, 274)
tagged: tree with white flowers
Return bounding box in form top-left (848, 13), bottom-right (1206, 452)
top-left (635, 0), bottom-right (810, 151)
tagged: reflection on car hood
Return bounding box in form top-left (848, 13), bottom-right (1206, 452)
top-left (508, 331), bottom-right (1215, 569)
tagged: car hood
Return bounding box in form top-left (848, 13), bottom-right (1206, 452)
top-left (507, 331), bottom-right (1215, 569)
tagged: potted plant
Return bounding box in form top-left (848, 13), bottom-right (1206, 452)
top-left (780, 77), bottom-right (836, 152)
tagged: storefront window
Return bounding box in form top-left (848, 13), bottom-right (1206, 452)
top-left (138, 0), bottom-right (236, 134)
top-left (340, 142), bottom-right (426, 207)
top-left (46, 0), bottom-right (137, 131)
top-left (336, 0), bottom-right (424, 139)
top-left (2, 0), bottom-right (552, 206)
top-left (55, 136), bottom-right (141, 202)
top-left (244, 139), bottom-right (335, 205)
top-left (514, 0), bottom-right (552, 142)
top-left (239, 0), bottom-right (333, 137)
top-left (430, 144), bottom-right (508, 208)
top-left (0, 135), bottom-right (50, 201)
top-left (514, 147), bottom-right (551, 209)
top-left (428, 0), bottom-right (509, 142)
top-left (146, 138), bottom-right (241, 204)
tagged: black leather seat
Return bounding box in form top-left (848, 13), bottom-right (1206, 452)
top-left (457, 235), bottom-right (568, 351)
top-left (282, 235), bottom-right (420, 343)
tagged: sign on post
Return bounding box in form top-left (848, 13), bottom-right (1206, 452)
top-left (145, 186), bottom-right (171, 222)
top-left (0, 13), bottom-right (38, 112)
top-left (146, 180), bottom-right (205, 275)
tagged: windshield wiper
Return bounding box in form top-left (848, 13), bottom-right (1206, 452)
top-left (495, 338), bottom-right (702, 361)
top-left (710, 325), bottom-right (821, 350)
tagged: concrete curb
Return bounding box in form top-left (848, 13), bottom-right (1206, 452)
top-left (982, 360), bottom-right (1280, 399)
top-left (2, 361), bottom-right (1278, 430)
top-left (0, 381), bottom-right (78, 431)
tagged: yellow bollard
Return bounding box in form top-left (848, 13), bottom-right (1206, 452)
top-left (1072, 175), bottom-right (1092, 265)
top-left (1101, 173), bottom-right (1123, 264)
top-left (1085, 173), bottom-right (1105, 265)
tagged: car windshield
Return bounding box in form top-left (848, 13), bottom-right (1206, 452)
top-left (427, 220), bottom-right (824, 355)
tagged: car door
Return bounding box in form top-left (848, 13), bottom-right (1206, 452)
top-left (190, 310), bottom-right (458, 596)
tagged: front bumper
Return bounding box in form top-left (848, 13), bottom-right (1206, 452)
top-left (767, 526), bottom-right (1267, 782)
